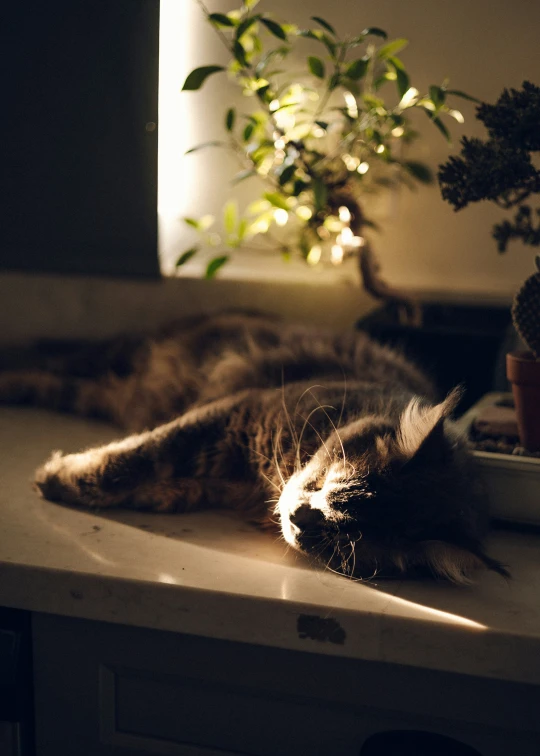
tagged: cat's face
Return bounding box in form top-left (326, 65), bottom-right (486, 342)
top-left (277, 394), bottom-right (504, 584)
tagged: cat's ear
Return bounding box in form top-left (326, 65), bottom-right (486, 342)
top-left (416, 540), bottom-right (510, 585)
top-left (397, 388), bottom-right (462, 462)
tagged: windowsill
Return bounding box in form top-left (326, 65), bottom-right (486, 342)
top-left (0, 266), bottom-right (513, 347)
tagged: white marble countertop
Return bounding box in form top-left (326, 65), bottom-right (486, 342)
top-left (1, 407), bottom-right (540, 685)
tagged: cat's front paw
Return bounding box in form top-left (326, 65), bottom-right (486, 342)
top-left (34, 448), bottom-right (107, 508)
top-left (34, 451), bottom-right (76, 503)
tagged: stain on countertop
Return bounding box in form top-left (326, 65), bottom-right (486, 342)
top-left (297, 614), bottom-right (346, 645)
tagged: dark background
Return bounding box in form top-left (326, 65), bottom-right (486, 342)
top-left (1, 0), bottom-right (160, 278)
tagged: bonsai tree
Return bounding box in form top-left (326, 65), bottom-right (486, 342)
top-left (179, 0), bottom-right (474, 325)
top-left (438, 80), bottom-right (540, 353)
top-left (439, 81), bottom-right (540, 449)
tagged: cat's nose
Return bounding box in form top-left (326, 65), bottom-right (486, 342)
top-left (290, 505), bottom-right (326, 530)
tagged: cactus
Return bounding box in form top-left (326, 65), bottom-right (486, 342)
top-left (512, 255), bottom-right (540, 359)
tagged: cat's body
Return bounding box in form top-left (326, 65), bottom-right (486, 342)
top-left (0, 312), bottom-right (507, 583)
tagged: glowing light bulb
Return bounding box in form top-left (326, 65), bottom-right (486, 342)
top-left (343, 154), bottom-right (360, 171)
top-left (338, 206), bottom-right (351, 223)
top-left (344, 91), bottom-right (358, 117)
top-left (376, 144), bottom-right (385, 154)
top-left (357, 162), bottom-right (370, 174)
top-left (391, 126), bottom-right (405, 137)
top-left (331, 244), bottom-right (344, 264)
top-left (274, 208), bottom-right (288, 226)
top-left (296, 206), bottom-right (312, 221)
top-left (340, 227), bottom-right (354, 245)
top-left (307, 245), bottom-right (321, 265)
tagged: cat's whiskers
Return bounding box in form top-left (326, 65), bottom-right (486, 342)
top-left (348, 538), bottom-right (356, 577)
top-left (305, 388), bottom-right (348, 473)
top-left (336, 369), bottom-right (348, 434)
top-left (295, 404), bottom-right (335, 469)
top-left (280, 369), bottom-right (300, 453)
top-left (245, 441), bottom-right (285, 494)
top-left (271, 426), bottom-right (288, 490)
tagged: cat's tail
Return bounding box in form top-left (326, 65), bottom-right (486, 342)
top-left (0, 368), bottom-right (112, 420)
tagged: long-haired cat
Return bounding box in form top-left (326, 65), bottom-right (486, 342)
top-left (0, 312), bottom-right (508, 584)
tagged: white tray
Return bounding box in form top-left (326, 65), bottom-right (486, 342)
top-left (457, 393), bottom-right (540, 526)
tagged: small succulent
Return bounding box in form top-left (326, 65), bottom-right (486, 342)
top-left (512, 255), bottom-right (540, 358)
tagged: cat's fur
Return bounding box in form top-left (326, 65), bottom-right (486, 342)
top-left (0, 312), bottom-right (507, 583)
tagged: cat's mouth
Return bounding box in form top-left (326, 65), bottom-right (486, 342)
top-left (277, 472), bottom-right (356, 555)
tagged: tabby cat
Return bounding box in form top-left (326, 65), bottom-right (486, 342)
top-left (0, 312), bottom-right (507, 583)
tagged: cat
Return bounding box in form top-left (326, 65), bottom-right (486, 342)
top-left (0, 311), bottom-right (508, 584)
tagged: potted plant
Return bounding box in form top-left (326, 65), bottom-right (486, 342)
top-left (439, 81), bottom-right (540, 450)
top-left (179, 0), bottom-right (474, 327)
top-left (507, 259), bottom-right (540, 450)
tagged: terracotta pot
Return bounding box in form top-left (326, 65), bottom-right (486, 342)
top-left (506, 350), bottom-right (540, 451)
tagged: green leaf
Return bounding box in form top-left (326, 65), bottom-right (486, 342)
top-left (429, 85), bottom-right (446, 108)
top-left (175, 247), bottom-right (199, 267)
top-left (237, 218), bottom-right (249, 242)
top-left (184, 140), bottom-right (224, 155)
top-left (313, 178), bottom-right (328, 212)
top-left (260, 17), bottom-right (288, 40)
top-left (255, 46), bottom-right (290, 76)
top-left (182, 65), bottom-right (225, 91)
top-left (307, 56), bottom-right (325, 79)
top-left (183, 217), bottom-right (200, 229)
top-left (311, 16), bottom-right (336, 35)
top-left (236, 16), bottom-right (259, 40)
top-left (315, 120), bottom-right (328, 130)
top-left (320, 34), bottom-right (337, 58)
top-left (231, 168), bottom-right (257, 184)
top-left (345, 58), bottom-right (369, 80)
top-left (278, 164), bottom-right (296, 185)
top-left (298, 29), bottom-right (336, 57)
top-left (233, 41), bottom-right (248, 67)
top-left (205, 256), bottom-right (229, 279)
top-left (208, 13), bottom-right (235, 27)
top-left (426, 111), bottom-right (451, 142)
top-left (264, 192), bottom-right (289, 210)
top-left (328, 73), bottom-right (340, 90)
top-left (292, 179), bottom-right (308, 196)
top-left (243, 122), bottom-right (255, 141)
top-left (362, 27), bottom-right (388, 39)
top-left (388, 58), bottom-right (410, 98)
top-left (377, 38), bottom-right (408, 60)
top-left (403, 160), bottom-right (433, 183)
top-left (225, 108), bottom-right (235, 132)
top-left (445, 89), bottom-right (480, 103)
top-left (223, 201), bottom-right (238, 235)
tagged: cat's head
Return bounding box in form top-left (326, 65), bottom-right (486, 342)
top-left (277, 391), bottom-right (508, 584)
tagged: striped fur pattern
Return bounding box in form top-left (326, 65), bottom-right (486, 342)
top-left (1, 313), bottom-right (508, 583)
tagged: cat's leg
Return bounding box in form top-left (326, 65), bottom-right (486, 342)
top-left (34, 394), bottom-right (255, 513)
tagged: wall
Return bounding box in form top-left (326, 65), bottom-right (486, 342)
top-left (160, 0), bottom-right (540, 299)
